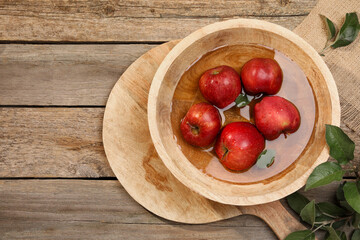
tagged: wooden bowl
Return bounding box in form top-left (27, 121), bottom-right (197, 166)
top-left (148, 19), bottom-right (340, 206)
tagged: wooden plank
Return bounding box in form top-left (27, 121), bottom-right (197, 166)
top-left (0, 44), bottom-right (155, 106)
top-left (0, 107), bottom-right (359, 178)
top-left (0, 107), bottom-right (113, 178)
top-left (0, 180), bottom-right (277, 240)
top-left (0, 179), bottom-right (340, 239)
top-left (0, 0), bottom-right (317, 42)
top-left (0, 222), bottom-right (276, 240)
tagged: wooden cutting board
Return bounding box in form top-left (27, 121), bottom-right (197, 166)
top-left (103, 40), bottom-right (306, 240)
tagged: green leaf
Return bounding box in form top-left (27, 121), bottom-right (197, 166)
top-left (339, 200), bottom-right (355, 213)
top-left (314, 214), bottom-right (333, 230)
top-left (315, 204), bottom-right (324, 217)
top-left (300, 200), bottom-right (316, 227)
top-left (325, 125), bottom-right (355, 165)
top-left (332, 219), bottom-right (347, 230)
top-left (256, 149), bottom-right (276, 169)
top-left (353, 213), bottom-right (360, 229)
top-left (235, 93), bottom-right (250, 108)
top-left (321, 15), bottom-right (337, 40)
top-left (337, 182), bottom-right (355, 212)
top-left (317, 202), bottom-right (347, 217)
top-left (331, 12), bottom-right (360, 49)
top-left (305, 162), bottom-right (345, 191)
top-left (287, 192), bottom-right (310, 215)
top-left (337, 183), bottom-right (346, 201)
top-left (352, 229), bottom-right (360, 240)
top-left (314, 211), bottom-right (348, 230)
top-left (325, 227), bottom-right (343, 240)
top-left (338, 231), bottom-right (347, 240)
top-left (340, 232), bottom-right (347, 240)
top-left (285, 230), bottom-right (315, 240)
top-left (315, 214), bottom-right (333, 222)
top-left (313, 204), bottom-right (333, 229)
top-left (343, 182), bottom-right (360, 214)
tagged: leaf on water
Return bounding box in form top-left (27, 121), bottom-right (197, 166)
top-left (300, 200), bottom-right (316, 227)
top-left (267, 157), bottom-right (274, 167)
top-left (317, 202), bottom-right (348, 217)
top-left (305, 162), bottom-right (345, 191)
top-left (287, 192), bottom-right (310, 215)
top-left (343, 182), bottom-right (360, 214)
top-left (235, 93), bottom-right (250, 108)
top-left (256, 149), bottom-right (276, 169)
top-left (321, 14), bottom-right (337, 40)
top-left (326, 124), bottom-right (355, 165)
top-left (352, 229), bottom-right (360, 240)
top-left (331, 12), bottom-right (360, 49)
top-left (284, 230), bottom-right (315, 240)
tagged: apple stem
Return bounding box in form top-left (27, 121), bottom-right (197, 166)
top-left (222, 148), bottom-right (229, 160)
top-left (211, 70), bottom-right (220, 75)
top-left (187, 122), bottom-right (200, 135)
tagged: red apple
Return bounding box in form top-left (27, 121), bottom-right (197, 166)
top-left (199, 65), bottom-right (241, 109)
top-left (254, 96), bottom-right (301, 140)
top-left (180, 102), bottom-right (221, 147)
top-left (215, 122), bottom-right (265, 171)
top-left (241, 58), bottom-right (283, 95)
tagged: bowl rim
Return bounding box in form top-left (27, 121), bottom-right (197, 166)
top-left (148, 18), bottom-right (340, 205)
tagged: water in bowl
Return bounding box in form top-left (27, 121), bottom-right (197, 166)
top-left (171, 44), bottom-right (316, 184)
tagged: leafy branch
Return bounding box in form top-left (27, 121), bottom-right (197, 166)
top-left (285, 125), bottom-right (360, 240)
top-left (320, 12), bottom-right (360, 56)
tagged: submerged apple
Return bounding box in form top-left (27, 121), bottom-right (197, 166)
top-left (199, 65), bottom-right (241, 109)
top-left (254, 96), bottom-right (301, 140)
top-left (180, 102), bottom-right (221, 147)
top-left (241, 58), bottom-right (283, 95)
top-left (215, 122), bottom-right (265, 171)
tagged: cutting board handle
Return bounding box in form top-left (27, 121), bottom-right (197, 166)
top-left (241, 200), bottom-right (306, 240)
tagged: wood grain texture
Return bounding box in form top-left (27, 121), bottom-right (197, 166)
top-left (103, 40), bottom-right (246, 224)
top-left (0, 0), bottom-right (317, 42)
top-left (0, 44), bottom-right (154, 106)
top-left (0, 109), bottom-right (358, 179)
top-left (0, 180), bottom-right (277, 240)
top-left (0, 107), bottom-right (113, 178)
top-left (241, 201), bottom-right (306, 240)
top-left (0, 179), bottom-right (340, 240)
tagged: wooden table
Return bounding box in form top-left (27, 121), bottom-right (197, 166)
top-left (1, 1), bottom-right (359, 239)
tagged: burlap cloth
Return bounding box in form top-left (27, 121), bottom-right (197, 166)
top-left (294, 0), bottom-right (360, 134)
